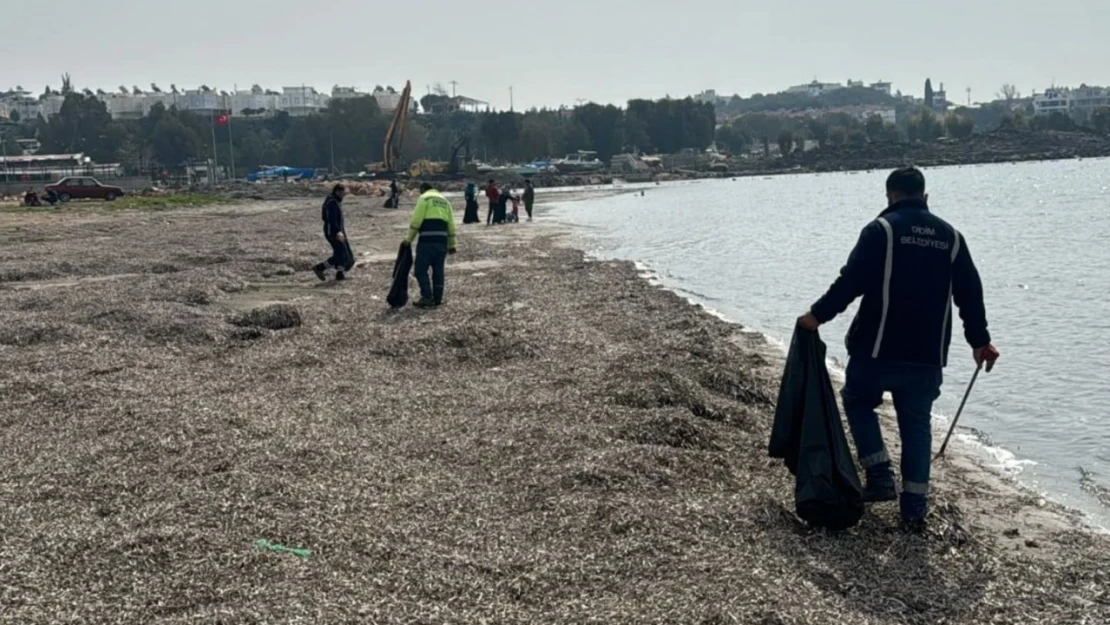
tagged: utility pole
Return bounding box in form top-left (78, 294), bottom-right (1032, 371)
top-left (449, 80), bottom-right (458, 98)
top-left (966, 87), bottom-right (971, 106)
top-left (509, 86), bottom-right (514, 112)
top-left (0, 126), bottom-right (8, 184)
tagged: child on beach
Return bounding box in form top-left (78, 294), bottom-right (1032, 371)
top-left (510, 194), bottom-right (521, 222)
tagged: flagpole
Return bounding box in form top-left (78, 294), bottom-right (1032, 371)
top-left (226, 94), bottom-right (236, 179)
top-left (209, 108), bottom-right (218, 184)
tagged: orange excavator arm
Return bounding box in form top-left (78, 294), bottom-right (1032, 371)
top-left (383, 81), bottom-right (413, 172)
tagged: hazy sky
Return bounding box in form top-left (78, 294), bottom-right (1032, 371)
top-left (5, 0), bottom-right (1108, 110)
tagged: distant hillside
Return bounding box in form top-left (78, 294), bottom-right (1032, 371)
top-left (718, 87), bottom-right (901, 116)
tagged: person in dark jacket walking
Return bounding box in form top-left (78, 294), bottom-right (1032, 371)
top-left (494, 187), bottom-right (514, 224)
top-left (313, 184), bottom-right (353, 282)
top-left (485, 179), bottom-right (499, 225)
top-left (523, 180), bottom-right (535, 221)
top-left (403, 182), bottom-right (457, 308)
top-left (388, 178), bottom-right (401, 209)
top-left (798, 167), bottom-right (1000, 531)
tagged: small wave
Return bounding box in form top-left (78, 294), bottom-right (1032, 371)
top-left (672, 287), bottom-right (720, 303)
top-left (698, 306), bottom-right (732, 323)
top-left (570, 222), bottom-right (1074, 516)
top-left (1078, 467), bottom-right (1110, 508)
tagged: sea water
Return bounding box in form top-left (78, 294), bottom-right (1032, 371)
top-left (551, 158), bottom-right (1110, 526)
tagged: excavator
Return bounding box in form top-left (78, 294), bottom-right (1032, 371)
top-left (445, 135), bottom-right (470, 177)
top-left (382, 80), bottom-right (413, 173)
top-left (372, 83), bottom-right (472, 183)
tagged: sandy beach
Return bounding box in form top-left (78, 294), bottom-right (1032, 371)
top-left (0, 195), bottom-right (1107, 624)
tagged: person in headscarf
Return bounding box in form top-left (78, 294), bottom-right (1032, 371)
top-left (463, 181), bottom-right (481, 223)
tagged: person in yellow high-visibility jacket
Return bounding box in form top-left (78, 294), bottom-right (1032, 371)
top-left (403, 182), bottom-right (457, 308)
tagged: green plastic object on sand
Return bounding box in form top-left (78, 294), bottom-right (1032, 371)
top-left (256, 539), bottom-right (312, 558)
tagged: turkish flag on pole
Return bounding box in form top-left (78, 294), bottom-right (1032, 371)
top-left (215, 113), bottom-right (229, 126)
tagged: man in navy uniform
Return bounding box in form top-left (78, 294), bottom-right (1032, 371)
top-left (799, 167), bottom-right (999, 531)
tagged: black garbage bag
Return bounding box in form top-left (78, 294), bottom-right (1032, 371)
top-left (769, 327), bottom-right (864, 530)
top-left (386, 243), bottom-right (413, 309)
top-left (329, 237), bottom-right (355, 272)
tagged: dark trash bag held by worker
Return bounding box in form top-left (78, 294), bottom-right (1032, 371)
top-left (769, 327), bottom-right (865, 530)
top-left (387, 243), bottom-right (413, 309)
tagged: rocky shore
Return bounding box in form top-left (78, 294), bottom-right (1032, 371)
top-left (0, 198), bottom-right (1107, 623)
top-left (759, 128), bottom-right (1110, 175)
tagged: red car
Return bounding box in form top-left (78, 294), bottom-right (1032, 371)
top-left (45, 177), bottom-right (126, 202)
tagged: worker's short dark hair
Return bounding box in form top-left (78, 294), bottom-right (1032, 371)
top-left (488, 178), bottom-right (495, 184)
top-left (332, 184), bottom-right (346, 195)
top-left (886, 167), bottom-right (925, 197)
top-left (419, 182), bottom-right (433, 193)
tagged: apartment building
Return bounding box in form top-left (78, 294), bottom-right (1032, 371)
top-left (1034, 86), bottom-right (1110, 118)
top-left (281, 87), bottom-right (328, 116)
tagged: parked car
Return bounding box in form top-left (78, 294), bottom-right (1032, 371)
top-left (44, 177), bottom-right (126, 202)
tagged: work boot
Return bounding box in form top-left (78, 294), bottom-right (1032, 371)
top-left (413, 299), bottom-right (437, 309)
top-left (900, 516), bottom-right (928, 535)
top-left (335, 271), bottom-right (346, 282)
top-left (900, 492), bottom-right (928, 522)
top-left (313, 263), bottom-right (327, 281)
top-left (863, 469), bottom-right (898, 503)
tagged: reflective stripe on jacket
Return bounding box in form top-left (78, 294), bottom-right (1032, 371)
top-left (405, 190), bottom-right (457, 248)
top-left (810, 198), bottom-right (990, 367)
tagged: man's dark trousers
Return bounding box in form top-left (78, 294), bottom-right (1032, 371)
top-left (326, 236), bottom-right (353, 271)
top-left (841, 357), bottom-right (943, 520)
top-left (415, 240), bottom-right (448, 304)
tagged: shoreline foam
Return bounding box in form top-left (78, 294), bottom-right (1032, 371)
top-left (544, 196), bottom-right (1109, 535)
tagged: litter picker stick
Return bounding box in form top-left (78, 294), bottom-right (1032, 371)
top-left (936, 363), bottom-right (983, 459)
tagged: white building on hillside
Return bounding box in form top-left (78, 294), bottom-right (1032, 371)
top-left (98, 92), bottom-right (177, 119)
top-left (230, 88), bottom-right (279, 116)
top-left (765, 104), bottom-right (897, 126)
top-left (0, 93), bottom-right (43, 121)
top-left (856, 106), bottom-right (897, 125)
top-left (40, 94), bottom-right (65, 118)
top-left (786, 79), bottom-right (895, 98)
top-left (786, 80), bottom-right (845, 97)
top-left (694, 89), bottom-right (720, 104)
top-left (281, 86), bottom-right (328, 116)
top-left (371, 87), bottom-right (416, 113)
top-left (1034, 86), bottom-right (1110, 118)
top-left (178, 89), bottom-right (222, 116)
top-left (331, 86), bottom-right (369, 100)
top-left (870, 81), bottom-right (893, 96)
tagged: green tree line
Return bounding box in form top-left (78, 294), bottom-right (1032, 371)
top-left (13, 93), bottom-right (716, 174)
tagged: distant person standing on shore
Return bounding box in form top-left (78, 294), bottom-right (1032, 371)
top-left (797, 166), bottom-right (999, 532)
top-left (313, 184), bottom-right (354, 282)
top-left (494, 186), bottom-right (513, 224)
top-left (463, 182), bottom-right (481, 223)
top-left (404, 182), bottom-right (457, 308)
top-left (485, 179), bottom-right (499, 226)
top-left (523, 180), bottom-right (535, 221)
top-left (389, 178), bottom-right (401, 209)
